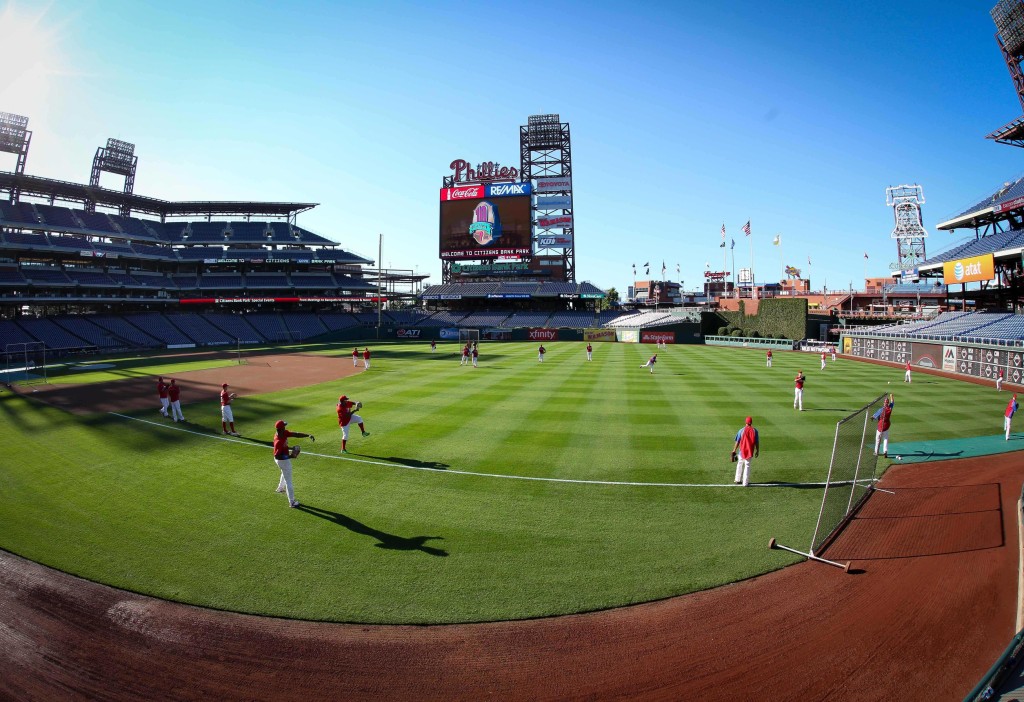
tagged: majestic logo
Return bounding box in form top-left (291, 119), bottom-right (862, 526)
top-left (450, 159), bottom-right (519, 183)
top-left (469, 200), bottom-right (502, 246)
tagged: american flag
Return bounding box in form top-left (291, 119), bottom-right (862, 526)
top-left (742, 220), bottom-right (751, 236)
top-left (864, 252), bottom-right (869, 259)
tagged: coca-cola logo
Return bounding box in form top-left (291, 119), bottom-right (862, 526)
top-left (529, 328), bottom-right (558, 341)
top-left (450, 159), bottom-right (519, 183)
top-left (440, 185), bottom-right (485, 201)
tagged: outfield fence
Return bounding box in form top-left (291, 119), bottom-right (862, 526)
top-left (810, 393), bottom-right (887, 556)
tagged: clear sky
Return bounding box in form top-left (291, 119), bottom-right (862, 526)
top-left (1, 0), bottom-right (1021, 296)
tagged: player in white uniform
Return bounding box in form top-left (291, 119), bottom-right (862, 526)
top-left (586, 343), bottom-right (593, 361)
top-left (997, 369), bottom-right (1004, 392)
top-left (820, 352), bottom-right (827, 371)
top-left (732, 416), bottom-right (760, 487)
top-left (794, 370), bottom-right (805, 411)
top-left (1006, 394), bottom-right (1020, 441)
top-left (337, 395), bottom-right (370, 453)
top-left (220, 383), bottom-right (239, 435)
top-left (766, 350), bottom-right (773, 368)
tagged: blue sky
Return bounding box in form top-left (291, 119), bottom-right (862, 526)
top-left (1, 0), bottom-right (1021, 295)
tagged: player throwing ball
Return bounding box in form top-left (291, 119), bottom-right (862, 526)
top-left (794, 370), bottom-right (805, 411)
top-left (641, 354), bottom-right (657, 374)
top-left (337, 395), bottom-right (370, 454)
top-left (273, 419), bottom-right (314, 509)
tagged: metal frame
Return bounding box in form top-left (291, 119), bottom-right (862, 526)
top-left (886, 185), bottom-right (928, 272)
top-left (0, 112), bottom-right (31, 203)
top-left (521, 114), bottom-right (575, 283)
top-left (86, 138), bottom-right (139, 216)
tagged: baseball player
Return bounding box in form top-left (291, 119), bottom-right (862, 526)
top-left (430, 340), bottom-right (437, 353)
top-left (904, 360), bottom-right (912, 383)
top-left (363, 347), bottom-right (371, 369)
top-left (820, 351), bottom-right (827, 371)
top-left (337, 395), bottom-right (370, 453)
top-left (538, 344), bottom-right (546, 362)
top-left (471, 342), bottom-right (479, 367)
top-left (766, 349), bottom-right (773, 368)
top-left (1006, 393), bottom-right (1019, 441)
top-left (167, 379), bottom-right (185, 422)
top-left (731, 416), bottom-right (760, 487)
top-left (272, 419), bottom-right (314, 509)
top-left (873, 394), bottom-right (894, 457)
top-left (156, 376), bottom-right (170, 417)
top-left (830, 345), bottom-right (837, 362)
top-left (586, 343), bottom-right (593, 361)
top-left (220, 383), bottom-right (239, 436)
top-left (641, 354), bottom-right (657, 374)
top-left (352, 347), bottom-right (359, 367)
top-left (997, 369), bottom-right (1004, 392)
top-left (461, 343), bottom-right (470, 366)
top-left (794, 370), bottom-right (805, 411)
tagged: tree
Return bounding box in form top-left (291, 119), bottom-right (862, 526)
top-left (599, 287), bottom-right (620, 311)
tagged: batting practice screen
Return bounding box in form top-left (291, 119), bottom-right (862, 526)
top-left (810, 394), bottom-right (887, 556)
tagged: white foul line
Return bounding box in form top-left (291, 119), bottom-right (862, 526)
top-left (109, 412), bottom-right (851, 490)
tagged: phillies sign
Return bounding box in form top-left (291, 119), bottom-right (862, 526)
top-left (450, 159), bottom-right (519, 183)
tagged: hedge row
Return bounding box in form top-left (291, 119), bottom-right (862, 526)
top-left (715, 298), bottom-right (808, 340)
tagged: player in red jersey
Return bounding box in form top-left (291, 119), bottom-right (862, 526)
top-left (156, 376), bottom-right (170, 418)
top-left (167, 379), bottom-right (185, 422)
top-left (538, 345), bottom-right (546, 362)
top-left (766, 349), bottom-right (773, 368)
top-left (641, 354), bottom-right (657, 374)
top-left (220, 383), bottom-right (239, 436)
top-left (471, 342), bottom-right (479, 368)
top-left (820, 351), bottom-right (827, 371)
top-left (461, 343), bottom-right (470, 366)
top-left (337, 395), bottom-right (370, 454)
top-left (997, 369), bottom-right (1004, 392)
top-left (830, 345), bottom-right (837, 362)
top-left (430, 339), bottom-right (437, 353)
top-left (1006, 394), bottom-right (1020, 441)
top-left (272, 419), bottom-right (314, 509)
top-left (904, 361), bottom-right (912, 383)
top-left (873, 394), bottom-right (894, 457)
top-left (794, 370), bottom-right (805, 411)
top-left (363, 347), bottom-right (371, 369)
top-left (731, 416), bottom-right (760, 487)
top-left (352, 347), bottom-right (359, 367)
top-left (586, 343), bottom-right (593, 362)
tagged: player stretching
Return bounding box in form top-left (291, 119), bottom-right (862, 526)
top-left (641, 354), bottom-right (657, 374)
top-left (337, 395), bottom-right (370, 453)
top-left (1006, 394), bottom-right (1019, 441)
top-left (794, 370), bottom-right (805, 411)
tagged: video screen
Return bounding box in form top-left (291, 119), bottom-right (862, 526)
top-left (439, 195), bottom-right (533, 260)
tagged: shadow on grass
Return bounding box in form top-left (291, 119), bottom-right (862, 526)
top-left (366, 455), bottom-right (449, 470)
top-left (296, 504), bottom-right (448, 556)
top-left (759, 481), bottom-right (826, 490)
top-left (802, 408), bottom-right (854, 413)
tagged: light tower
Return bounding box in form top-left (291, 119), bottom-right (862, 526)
top-left (520, 114), bottom-right (574, 282)
top-left (988, 0), bottom-right (1024, 146)
top-left (0, 111), bottom-right (31, 203)
top-left (886, 184), bottom-right (928, 272)
top-left (86, 138), bottom-right (138, 216)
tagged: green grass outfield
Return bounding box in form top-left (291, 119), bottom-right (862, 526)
top-left (0, 341), bottom-right (1012, 624)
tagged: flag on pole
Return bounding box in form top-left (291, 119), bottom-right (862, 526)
top-left (676, 263), bottom-right (680, 275)
top-left (863, 252), bottom-right (869, 259)
top-left (643, 262), bottom-right (649, 267)
top-left (742, 220), bottom-right (751, 236)
top-left (720, 223), bottom-right (726, 246)
top-left (731, 238), bottom-right (735, 250)
top-left (807, 256), bottom-right (812, 266)
top-left (772, 234), bottom-right (780, 246)
top-left (661, 261), bottom-right (667, 278)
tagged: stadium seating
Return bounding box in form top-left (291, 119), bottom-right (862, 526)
top-left (34, 204), bottom-right (83, 230)
top-left (950, 176), bottom-right (1024, 220)
top-left (268, 223), bottom-right (296, 243)
top-left (171, 275), bottom-right (200, 290)
top-left (291, 225), bottom-right (333, 244)
top-left (22, 268), bottom-right (73, 286)
top-left (245, 312), bottom-right (290, 341)
top-left (503, 311), bottom-right (552, 327)
top-left (922, 228), bottom-right (1024, 266)
top-left (52, 317), bottom-right (122, 349)
top-left (418, 311), bottom-right (467, 327)
top-left (177, 247), bottom-right (223, 260)
top-left (67, 270), bottom-right (117, 287)
top-left (123, 313), bottom-right (194, 345)
top-left (856, 311), bottom-right (1024, 344)
top-left (199, 274), bottom-right (245, 289)
top-left (282, 313), bottom-right (328, 340)
top-left (0, 319), bottom-right (41, 349)
top-left (604, 311), bottom-right (675, 328)
top-left (107, 214), bottom-right (160, 240)
top-left (245, 274), bottom-right (290, 288)
top-left (458, 310), bottom-right (511, 327)
top-left (17, 318), bottom-right (91, 350)
top-left (547, 311), bottom-right (596, 328)
top-left (186, 222), bottom-right (229, 243)
top-left (318, 313), bottom-right (360, 331)
top-left (0, 267), bottom-right (27, 285)
top-left (204, 313), bottom-right (264, 343)
top-left (155, 221), bottom-right (188, 241)
top-left (93, 241), bottom-right (135, 255)
top-left (88, 316), bottom-right (162, 347)
top-left (131, 243), bottom-right (174, 258)
top-left (387, 310), bottom-right (429, 325)
top-left (534, 282), bottom-right (577, 297)
top-left (2, 231), bottom-right (50, 247)
top-left (76, 211), bottom-right (118, 233)
top-left (0, 201), bottom-right (42, 225)
top-left (165, 313), bottom-right (236, 345)
top-left (227, 222), bottom-right (270, 243)
top-left (48, 234), bottom-right (94, 251)
top-left (291, 273), bottom-right (337, 289)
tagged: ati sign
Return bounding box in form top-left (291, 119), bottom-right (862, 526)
top-left (528, 328), bottom-right (558, 341)
top-left (641, 331), bottom-right (675, 344)
top-left (450, 159), bottom-right (519, 183)
top-left (396, 329), bottom-right (421, 339)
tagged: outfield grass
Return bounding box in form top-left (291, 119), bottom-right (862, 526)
top-left (0, 342), bottom-right (1011, 623)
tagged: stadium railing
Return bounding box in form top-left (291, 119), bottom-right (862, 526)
top-left (704, 335), bottom-right (798, 349)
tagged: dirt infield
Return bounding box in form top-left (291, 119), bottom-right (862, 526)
top-left (20, 351), bottom-right (361, 414)
top-left (0, 454), bottom-right (1019, 701)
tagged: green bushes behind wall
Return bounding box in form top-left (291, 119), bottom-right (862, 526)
top-left (709, 298), bottom-right (808, 340)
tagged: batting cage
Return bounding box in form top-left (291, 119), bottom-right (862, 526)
top-left (3, 342), bottom-right (48, 385)
top-left (771, 393), bottom-right (887, 571)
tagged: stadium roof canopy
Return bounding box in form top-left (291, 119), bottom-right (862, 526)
top-left (937, 174), bottom-right (1024, 231)
top-left (0, 171), bottom-right (317, 219)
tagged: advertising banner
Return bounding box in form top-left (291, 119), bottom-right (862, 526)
top-left (528, 328), bottom-right (558, 341)
top-left (440, 185), bottom-right (485, 201)
top-left (942, 345), bottom-right (956, 372)
top-left (482, 329), bottom-right (513, 340)
top-left (440, 194), bottom-right (533, 260)
top-left (995, 195), bottom-right (1024, 213)
top-left (396, 329), bottom-right (421, 339)
top-left (641, 330), bottom-right (675, 344)
top-left (535, 177), bottom-right (572, 193)
top-left (439, 328), bottom-right (461, 340)
top-left (910, 342), bottom-right (941, 369)
top-left (942, 254), bottom-right (994, 285)
top-left (618, 330), bottom-right (639, 343)
top-left (538, 235), bottom-right (573, 248)
top-left (536, 195), bottom-right (572, 210)
top-left (485, 182), bottom-right (532, 197)
top-left (179, 296), bottom-right (385, 304)
top-left (584, 329), bottom-right (617, 342)
top-left (536, 214), bottom-right (573, 229)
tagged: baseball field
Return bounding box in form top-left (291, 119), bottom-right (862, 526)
top-left (0, 341), bottom-right (1011, 624)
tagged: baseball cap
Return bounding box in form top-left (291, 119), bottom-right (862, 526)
top-left (275, 420), bottom-right (287, 429)
top-left (339, 395), bottom-right (347, 402)
top-left (222, 383), bottom-right (229, 388)
top-left (745, 416), bottom-right (752, 425)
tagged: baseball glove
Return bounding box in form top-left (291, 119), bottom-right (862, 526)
top-left (290, 446), bottom-right (301, 459)
top-left (309, 435), bottom-right (315, 443)
top-left (730, 451), bottom-right (737, 463)
top-left (354, 401), bottom-right (362, 410)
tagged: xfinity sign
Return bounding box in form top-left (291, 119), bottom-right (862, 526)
top-left (486, 182), bottom-right (532, 197)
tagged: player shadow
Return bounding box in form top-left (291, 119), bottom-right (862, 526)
top-left (758, 481), bottom-right (827, 490)
top-left (296, 505), bottom-right (448, 557)
top-left (367, 455), bottom-right (449, 470)
top-left (801, 408), bottom-right (854, 413)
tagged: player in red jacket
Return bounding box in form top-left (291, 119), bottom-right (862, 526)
top-left (461, 343), bottom-right (470, 366)
top-left (220, 383), bottom-right (239, 436)
top-left (167, 379), bottom-right (185, 422)
top-left (538, 345), bottom-right (546, 362)
top-left (352, 347), bottom-right (359, 367)
top-left (157, 376), bottom-right (170, 417)
top-left (873, 394), bottom-right (894, 457)
top-left (997, 369), bottom-right (1004, 392)
top-left (586, 343), bottom-right (593, 361)
top-left (1006, 394), bottom-right (1020, 441)
top-left (363, 347), bottom-right (371, 369)
top-left (337, 395), bottom-right (370, 453)
top-left (794, 370), bottom-right (805, 411)
top-left (904, 361), bottom-right (912, 383)
top-left (766, 349), bottom-right (773, 368)
top-left (471, 342), bottom-right (479, 367)
top-left (732, 416), bottom-right (760, 487)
